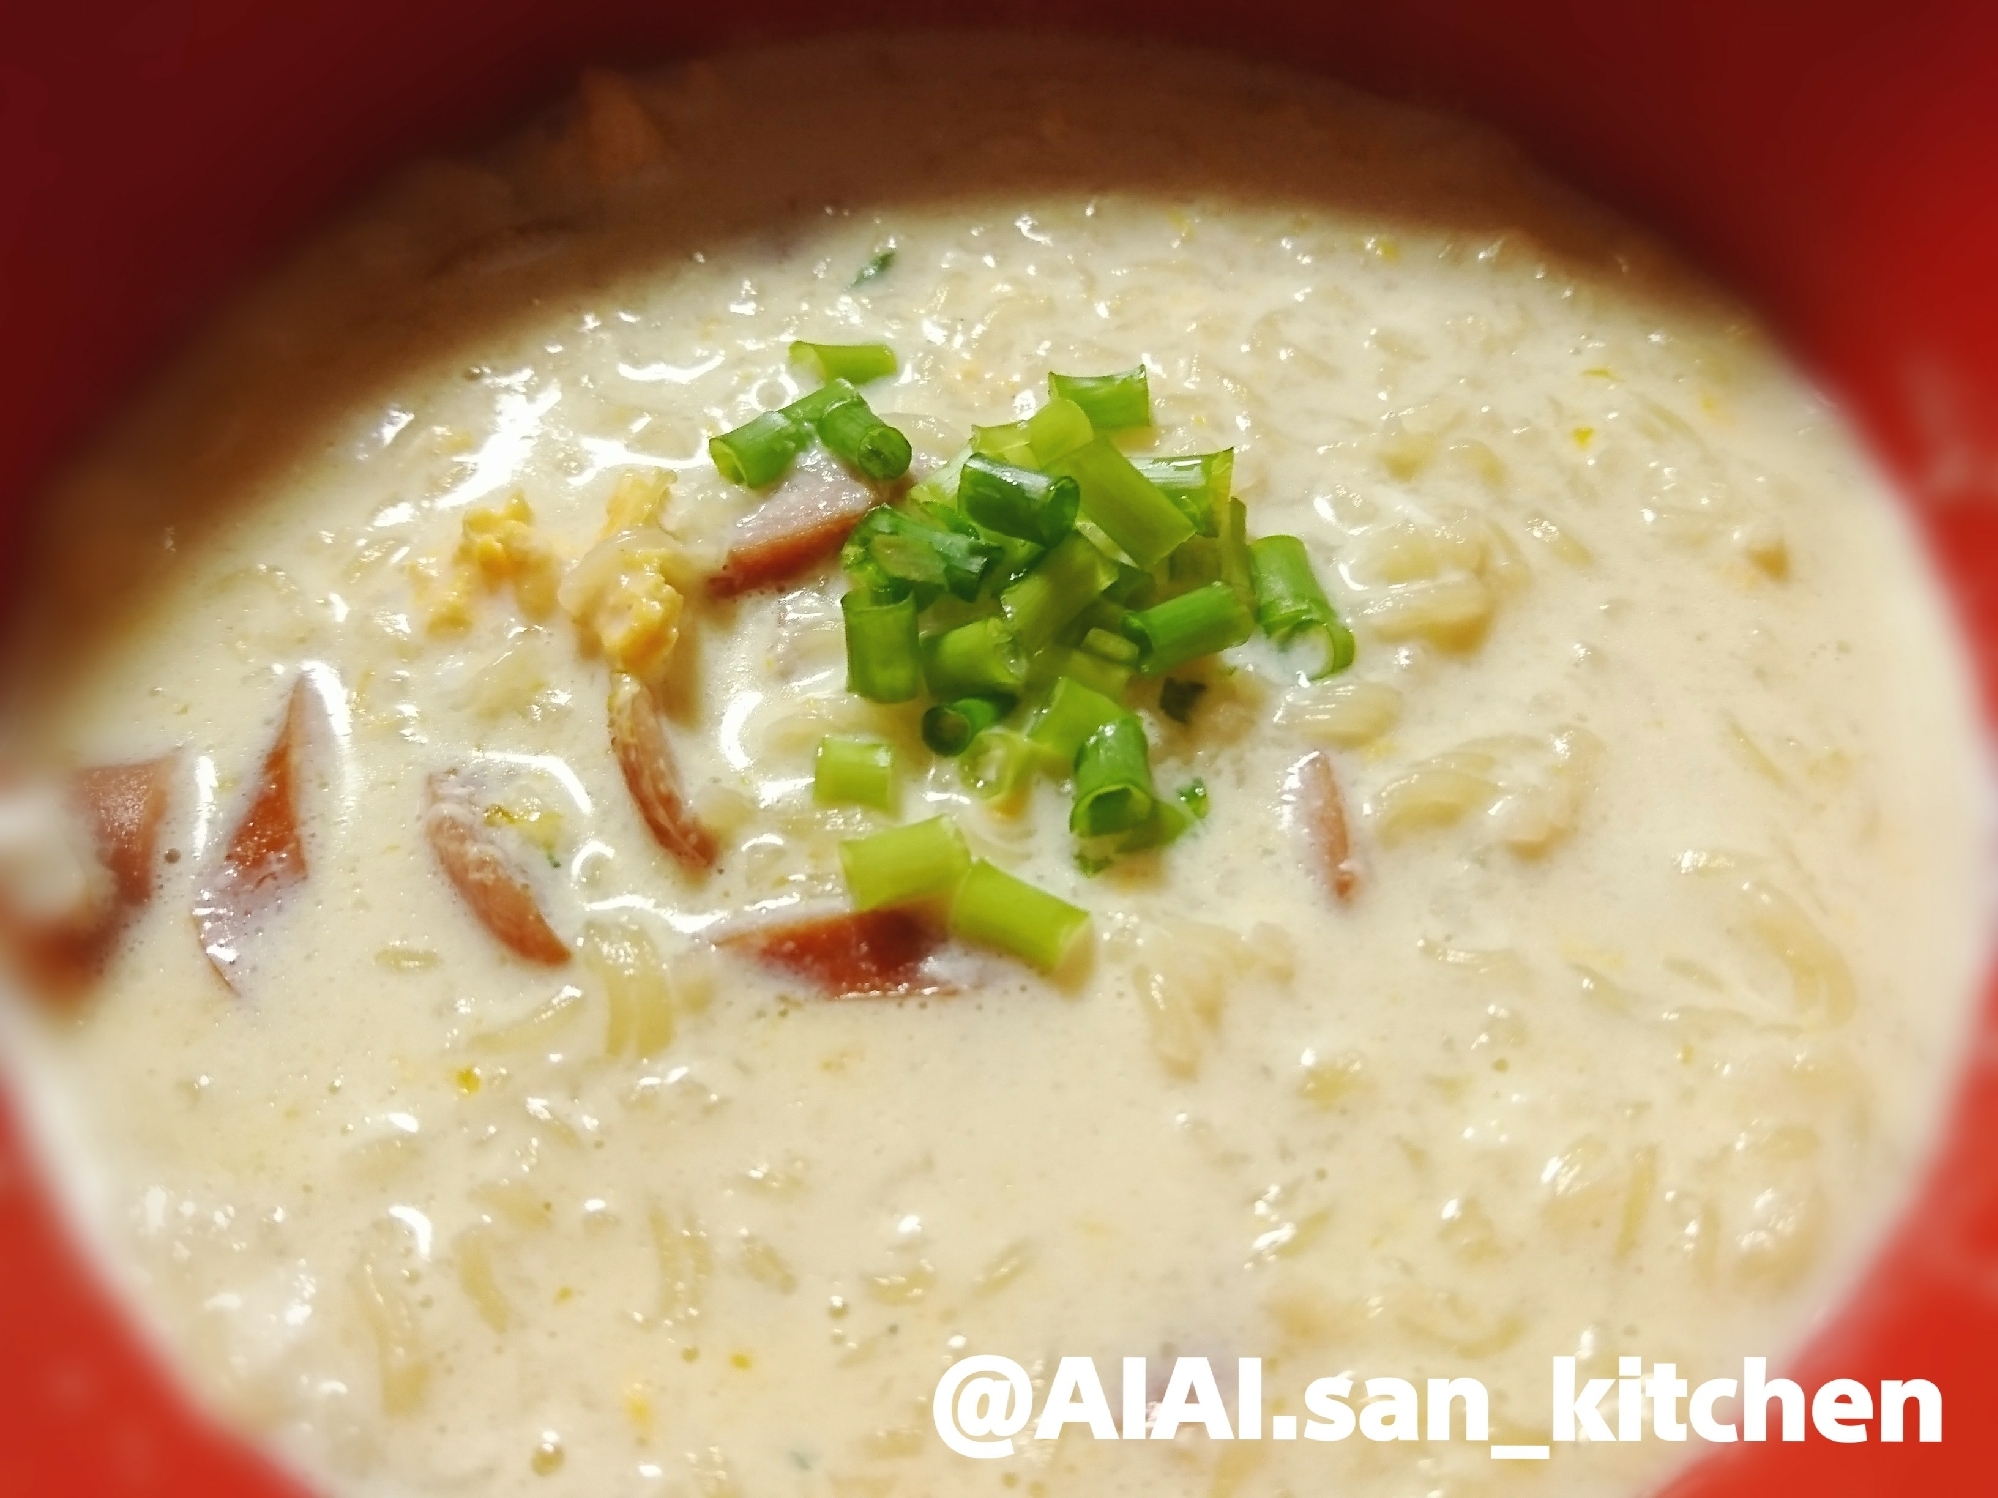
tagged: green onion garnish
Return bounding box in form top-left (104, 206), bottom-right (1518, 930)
top-left (1079, 627), bottom-right (1140, 665)
top-left (1158, 677), bottom-right (1207, 724)
top-left (1070, 717), bottom-right (1158, 836)
top-left (812, 384), bottom-right (913, 481)
top-left (1049, 367), bottom-right (1152, 430)
top-left (814, 737), bottom-right (896, 810)
top-left (961, 728), bottom-right (1045, 801)
top-left (1026, 645), bottom-right (1132, 703)
top-left (1133, 450), bottom-right (1233, 534)
top-left (1025, 397), bottom-right (1095, 466)
top-left (999, 532), bottom-right (1117, 651)
top-left (1122, 580), bottom-right (1256, 676)
top-left (958, 454), bottom-right (1080, 547)
top-left (921, 695), bottom-right (1014, 756)
top-left (972, 419), bottom-right (1036, 467)
top-left (709, 408), bottom-right (810, 488)
top-left (842, 507), bottom-right (996, 603)
top-left (790, 341), bottom-right (899, 385)
top-left (852, 246), bottom-right (896, 286)
top-left (949, 859), bottom-right (1090, 971)
top-left (906, 445), bottom-right (971, 509)
top-left (1026, 676), bottom-right (1130, 767)
top-left (839, 816), bottom-right (971, 911)
top-left (841, 590), bottom-right (923, 702)
top-left (1249, 534), bottom-right (1355, 678)
top-left (922, 616), bottom-right (1028, 699)
top-left (1054, 437), bottom-right (1194, 568)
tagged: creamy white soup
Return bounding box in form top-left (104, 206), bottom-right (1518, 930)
top-left (0, 33), bottom-right (1986, 1498)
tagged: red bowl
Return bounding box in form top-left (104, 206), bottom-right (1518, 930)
top-left (3, 3), bottom-right (1995, 1494)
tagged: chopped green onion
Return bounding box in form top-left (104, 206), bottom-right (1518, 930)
top-left (841, 590), bottom-right (923, 702)
top-left (1054, 437), bottom-right (1195, 568)
top-left (842, 507), bottom-right (996, 602)
top-left (790, 341), bottom-right (899, 385)
top-left (813, 385), bottom-right (913, 481)
top-left (958, 454), bottom-right (1080, 546)
top-left (1049, 367), bottom-right (1152, 430)
top-left (1133, 450), bottom-right (1233, 534)
top-left (1070, 717), bottom-right (1157, 836)
top-left (1121, 580), bottom-right (1256, 675)
top-left (1166, 535), bottom-right (1225, 591)
top-left (1103, 560), bottom-right (1159, 609)
top-left (1219, 497), bottom-right (1253, 606)
top-left (906, 445), bottom-right (971, 508)
top-left (1079, 626), bottom-right (1140, 665)
top-left (1114, 790), bottom-right (1196, 853)
top-left (922, 617), bottom-right (1028, 699)
top-left (1158, 677), bottom-right (1207, 724)
top-left (961, 728), bottom-right (1046, 801)
top-left (814, 737), bottom-right (896, 810)
top-left (1026, 645), bottom-right (1132, 702)
top-left (949, 859), bottom-right (1090, 971)
top-left (839, 816), bottom-right (971, 911)
top-left (782, 381), bottom-right (850, 425)
top-left (999, 532), bottom-right (1117, 651)
top-left (709, 408), bottom-right (809, 488)
top-left (1181, 779), bottom-right (1209, 818)
top-left (972, 420), bottom-right (1036, 467)
top-left (1249, 534), bottom-right (1355, 677)
top-left (921, 695), bottom-right (1014, 756)
top-left (1025, 397), bottom-right (1095, 466)
top-left (1026, 677), bottom-right (1130, 767)
top-left (852, 247), bottom-right (896, 286)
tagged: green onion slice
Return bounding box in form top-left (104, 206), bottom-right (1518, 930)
top-left (921, 695), bottom-right (1014, 756)
top-left (852, 247), bottom-right (896, 286)
top-left (1049, 367), bottom-right (1152, 430)
top-left (1053, 437), bottom-right (1194, 569)
top-left (709, 408), bottom-right (810, 488)
top-left (949, 859), bottom-right (1090, 971)
top-left (841, 590), bottom-right (923, 703)
top-left (1121, 580), bottom-right (1256, 676)
top-left (1025, 397), bottom-right (1095, 466)
top-left (921, 616), bottom-right (1028, 700)
top-left (813, 385), bottom-right (913, 481)
top-left (1026, 676), bottom-right (1130, 767)
top-left (1133, 450), bottom-right (1233, 534)
top-left (842, 507), bottom-right (996, 603)
top-left (1079, 627), bottom-right (1140, 665)
top-left (1026, 645), bottom-right (1131, 703)
top-left (1248, 534), bottom-right (1355, 678)
top-left (814, 737), bottom-right (896, 810)
top-left (960, 728), bottom-right (1046, 802)
top-left (999, 532), bottom-right (1117, 652)
top-left (839, 816), bottom-right (972, 911)
top-left (790, 341), bottom-right (899, 385)
top-left (959, 454), bottom-right (1081, 547)
top-left (1070, 717), bottom-right (1158, 836)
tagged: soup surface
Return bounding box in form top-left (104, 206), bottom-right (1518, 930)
top-left (0, 33), bottom-right (1986, 1498)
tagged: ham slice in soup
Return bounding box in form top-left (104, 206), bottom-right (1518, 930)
top-left (706, 461), bottom-right (880, 600)
top-left (608, 674), bottom-right (718, 874)
top-left (424, 771), bottom-right (571, 966)
top-left (0, 754), bottom-right (175, 996)
top-left (1285, 749), bottom-right (1360, 903)
top-left (717, 906), bottom-right (951, 998)
top-left (194, 679), bottom-right (315, 988)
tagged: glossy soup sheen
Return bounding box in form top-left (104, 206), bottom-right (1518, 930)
top-left (0, 34), bottom-right (1985, 1498)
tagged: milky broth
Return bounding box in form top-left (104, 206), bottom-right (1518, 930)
top-left (0, 34), bottom-right (1985, 1498)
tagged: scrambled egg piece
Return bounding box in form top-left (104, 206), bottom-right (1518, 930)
top-left (558, 471), bottom-right (694, 685)
top-left (416, 492), bottom-right (563, 633)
